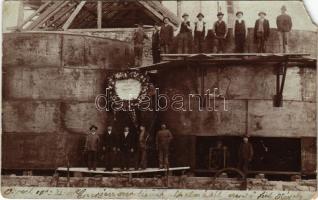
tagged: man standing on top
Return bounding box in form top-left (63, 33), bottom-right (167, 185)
top-left (84, 125), bottom-right (100, 171)
top-left (102, 126), bottom-right (117, 171)
top-left (254, 11), bottom-right (270, 53)
top-left (276, 5), bottom-right (292, 53)
top-left (156, 124), bottom-right (173, 169)
top-left (160, 17), bottom-right (174, 54)
top-left (177, 13), bottom-right (192, 54)
top-left (133, 23), bottom-right (149, 67)
top-left (194, 13), bottom-right (206, 53)
top-left (118, 126), bottom-right (135, 171)
top-left (152, 23), bottom-right (161, 64)
top-left (213, 12), bottom-right (228, 53)
top-left (234, 11), bottom-right (247, 53)
top-left (238, 136), bottom-right (254, 175)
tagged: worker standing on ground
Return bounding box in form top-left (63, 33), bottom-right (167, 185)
top-left (238, 136), bottom-right (254, 175)
top-left (84, 125), bottom-right (100, 171)
top-left (102, 126), bottom-right (117, 171)
top-left (156, 124), bottom-right (173, 169)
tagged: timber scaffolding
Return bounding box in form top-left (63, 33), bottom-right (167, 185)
top-left (132, 53), bottom-right (316, 107)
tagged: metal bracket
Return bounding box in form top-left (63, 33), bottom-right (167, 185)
top-left (273, 60), bottom-right (288, 107)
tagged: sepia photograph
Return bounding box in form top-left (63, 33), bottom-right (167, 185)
top-left (1, 0), bottom-right (317, 199)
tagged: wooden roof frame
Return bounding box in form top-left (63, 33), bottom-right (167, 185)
top-left (18, 0), bottom-right (181, 31)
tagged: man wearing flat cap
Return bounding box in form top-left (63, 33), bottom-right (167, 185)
top-left (194, 13), bottom-right (206, 53)
top-left (254, 11), bottom-right (270, 53)
top-left (177, 13), bottom-right (192, 54)
top-left (213, 12), bottom-right (228, 53)
top-left (160, 17), bottom-right (174, 54)
top-left (84, 125), bottom-right (100, 171)
top-left (234, 11), bottom-right (247, 53)
top-left (276, 5), bottom-right (292, 53)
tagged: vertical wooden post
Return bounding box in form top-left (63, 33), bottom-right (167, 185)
top-left (97, 0), bottom-right (102, 29)
top-left (17, 1), bottom-right (24, 28)
top-left (177, 0), bottom-right (182, 18)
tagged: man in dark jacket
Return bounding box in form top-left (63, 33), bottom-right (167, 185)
top-left (152, 23), bottom-right (161, 64)
top-left (254, 12), bottom-right (270, 53)
top-left (133, 23), bottom-right (149, 67)
top-left (156, 124), bottom-right (173, 169)
top-left (177, 13), bottom-right (192, 54)
top-left (102, 126), bottom-right (117, 171)
top-left (118, 126), bottom-right (135, 171)
top-left (238, 137), bottom-right (254, 174)
top-left (234, 11), bottom-right (247, 53)
top-left (213, 12), bottom-right (228, 53)
top-left (84, 125), bottom-right (100, 171)
top-left (135, 126), bottom-right (148, 170)
top-left (194, 13), bottom-right (206, 53)
top-left (276, 5), bottom-right (292, 53)
top-left (160, 17), bottom-right (174, 54)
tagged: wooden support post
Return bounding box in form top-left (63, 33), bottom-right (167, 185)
top-left (177, 0), bottom-right (182, 18)
top-left (17, 1), bottom-right (24, 28)
top-left (97, 0), bottom-right (102, 29)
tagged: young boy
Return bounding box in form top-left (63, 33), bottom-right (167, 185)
top-left (213, 12), bottom-right (228, 53)
top-left (194, 13), bottom-right (206, 53)
top-left (84, 125), bottom-right (100, 171)
top-left (254, 12), bottom-right (270, 53)
top-left (234, 11), bottom-right (247, 53)
top-left (276, 5), bottom-right (292, 53)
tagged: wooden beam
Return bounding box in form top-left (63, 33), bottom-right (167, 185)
top-left (18, 1), bottom-right (52, 30)
top-left (62, 1), bottom-right (86, 30)
top-left (45, 3), bottom-right (77, 28)
top-left (97, 0), bottom-right (102, 29)
top-left (25, 1), bottom-right (67, 30)
top-left (17, 1), bottom-right (25, 28)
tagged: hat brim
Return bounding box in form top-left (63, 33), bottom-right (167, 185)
top-left (258, 12), bottom-right (266, 16)
top-left (236, 12), bottom-right (243, 16)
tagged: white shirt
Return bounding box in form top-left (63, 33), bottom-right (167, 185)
top-left (124, 132), bottom-right (129, 137)
top-left (196, 20), bottom-right (204, 32)
top-left (108, 131), bottom-right (112, 135)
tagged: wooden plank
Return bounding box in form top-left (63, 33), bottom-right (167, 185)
top-left (97, 0), bottom-right (102, 29)
top-left (19, 1), bottom-right (52, 30)
top-left (57, 167), bottom-right (190, 174)
top-left (45, 3), bottom-right (77, 28)
top-left (62, 1), bottom-right (86, 30)
top-left (25, 1), bottom-right (67, 30)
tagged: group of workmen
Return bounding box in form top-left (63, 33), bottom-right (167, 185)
top-left (133, 5), bottom-right (292, 66)
top-left (84, 124), bottom-right (173, 171)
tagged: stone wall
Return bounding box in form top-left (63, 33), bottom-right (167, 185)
top-left (1, 176), bottom-right (316, 191)
top-left (2, 32), bottom-right (134, 169)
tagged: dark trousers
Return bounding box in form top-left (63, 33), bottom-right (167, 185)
top-left (87, 151), bottom-right (97, 170)
top-left (158, 145), bottom-right (169, 168)
top-left (238, 159), bottom-right (249, 175)
top-left (104, 149), bottom-right (115, 171)
top-left (256, 32), bottom-right (266, 53)
top-left (121, 150), bottom-right (133, 170)
top-left (214, 37), bottom-right (225, 53)
top-left (160, 43), bottom-right (170, 54)
top-left (152, 48), bottom-right (161, 64)
top-left (134, 44), bottom-right (143, 66)
top-left (194, 31), bottom-right (205, 53)
top-left (235, 34), bottom-right (246, 53)
top-left (135, 147), bottom-right (147, 169)
top-left (177, 32), bottom-right (191, 54)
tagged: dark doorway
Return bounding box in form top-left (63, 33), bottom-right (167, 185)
top-left (196, 136), bottom-right (301, 172)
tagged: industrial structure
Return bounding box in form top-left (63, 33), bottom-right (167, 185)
top-left (2, 0), bottom-right (317, 190)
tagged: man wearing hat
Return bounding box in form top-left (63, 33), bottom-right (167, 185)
top-left (254, 11), bottom-right (270, 53)
top-left (213, 12), bottom-right (228, 53)
top-left (118, 126), bottom-right (136, 171)
top-left (238, 136), bottom-right (254, 175)
top-left (194, 13), bottom-right (206, 53)
top-left (133, 22), bottom-right (149, 67)
top-left (152, 23), bottom-right (161, 64)
top-left (177, 13), bottom-right (192, 54)
top-left (276, 5), bottom-right (292, 53)
top-left (84, 125), bottom-right (100, 171)
top-left (160, 17), bottom-right (174, 54)
top-left (234, 11), bottom-right (247, 53)
top-left (102, 126), bottom-right (117, 171)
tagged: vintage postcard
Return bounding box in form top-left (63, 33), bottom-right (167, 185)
top-left (1, 0), bottom-right (317, 199)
